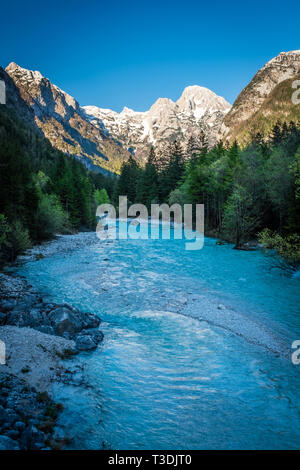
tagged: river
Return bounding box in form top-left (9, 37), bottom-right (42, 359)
top-left (16, 223), bottom-right (300, 449)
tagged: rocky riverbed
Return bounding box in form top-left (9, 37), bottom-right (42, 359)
top-left (0, 272), bottom-right (104, 450)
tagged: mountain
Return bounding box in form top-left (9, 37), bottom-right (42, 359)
top-left (83, 86), bottom-right (231, 160)
top-left (4, 63), bottom-right (231, 169)
top-left (5, 62), bottom-right (130, 173)
top-left (219, 50), bottom-right (300, 144)
top-left (0, 66), bottom-right (36, 126)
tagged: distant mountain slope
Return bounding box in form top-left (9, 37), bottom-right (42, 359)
top-left (219, 50), bottom-right (300, 144)
top-left (227, 74), bottom-right (300, 145)
top-left (0, 66), bottom-right (36, 126)
top-left (5, 62), bottom-right (130, 173)
top-left (83, 86), bottom-right (231, 160)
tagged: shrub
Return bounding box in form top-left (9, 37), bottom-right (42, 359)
top-left (94, 188), bottom-right (110, 206)
top-left (5, 220), bottom-right (31, 261)
top-left (35, 194), bottom-right (70, 240)
top-left (258, 228), bottom-right (300, 268)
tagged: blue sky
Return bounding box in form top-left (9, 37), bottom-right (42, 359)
top-left (1, 0), bottom-right (300, 112)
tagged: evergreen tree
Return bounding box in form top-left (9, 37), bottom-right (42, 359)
top-left (136, 147), bottom-right (158, 208)
top-left (116, 156), bottom-right (140, 204)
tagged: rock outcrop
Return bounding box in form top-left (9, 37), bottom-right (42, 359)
top-left (5, 62), bottom-right (131, 173)
top-left (219, 50), bottom-right (300, 144)
top-left (83, 85), bottom-right (231, 160)
top-left (0, 273), bottom-right (103, 350)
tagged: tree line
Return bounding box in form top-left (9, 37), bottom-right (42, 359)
top-left (113, 123), bottom-right (300, 267)
top-left (0, 105), bottom-right (114, 264)
top-left (1, 101), bottom-right (299, 268)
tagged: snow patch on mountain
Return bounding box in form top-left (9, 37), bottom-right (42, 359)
top-left (83, 86), bottom-right (231, 158)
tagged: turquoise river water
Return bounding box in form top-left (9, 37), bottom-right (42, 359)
top-left (16, 223), bottom-right (300, 450)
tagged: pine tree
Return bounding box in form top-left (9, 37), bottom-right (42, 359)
top-left (270, 121), bottom-right (283, 146)
top-left (117, 156), bottom-right (140, 204)
top-left (136, 148), bottom-right (158, 208)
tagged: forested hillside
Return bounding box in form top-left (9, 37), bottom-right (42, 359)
top-left (0, 104), bottom-right (114, 264)
top-left (114, 122), bottom-right (300, 267)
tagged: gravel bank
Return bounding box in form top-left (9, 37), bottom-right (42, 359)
top-left (0, 271), bottom-right (104, 450)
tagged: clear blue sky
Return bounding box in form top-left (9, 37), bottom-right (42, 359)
top-left (1, 0), bottom-right (300, 112)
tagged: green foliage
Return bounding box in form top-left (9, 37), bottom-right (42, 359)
top-left (1, 98), bottom-right (300, 268)
top-left (5, 220), bottom-right (31, 261)
top-left (35, 194), bottom-right (70, 240)
top-left (115, 155), bottom-right (140, 205)
top-left (0, 104), bottom-right (114, 264)
top-left (290, 146), bottom-right (300, 201)
top-left (114, 121), bottom-right (300, 266)
top-left (0, 214), bottom-right (10, 250)
top-left (94, 188), bottom-right (110, 206)
top-left (222, 185), bottom-right (261, 246)
top-left (168, 187), bottom-right (188, 207)
top-left (136, 148), bottom-right (159, 209)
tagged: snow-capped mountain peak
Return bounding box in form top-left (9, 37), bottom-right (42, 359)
top-left (6, 62), bottom-right (44, 83)
top-left (82, 86), bottom-right (231, 158)
top-left (177, 85), bottom-right (231, 118)
top-left (5, 62), bottom-right (131, 173)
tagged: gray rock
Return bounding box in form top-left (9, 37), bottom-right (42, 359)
top-left (0, 435), bottom-right (20, 450)
top-left (27, 308), bottom-right (45, 327)
top-left (4, 408), bottom-right (19, 425)
top-left (49, 307), bottom-right (83, 338)
top-left (6, 310), bottom-right (27, 327)
top-left (36, 325), bottom-right (55, 335)
top-left (20, 425), bottom-right (45, 450)
top-left (0, 406), bottom-right (18, 427)
top-left (14, 421), bottom-right (25, 432)
top-left (33, 441), bottom-right (45, 450)
top-left (53, 426), bottom-right (66, 441)
top-left (5, 429), bottom-right (19, 439)
top-left (75, 334), bottom-right (97, 351)
top-left (82, 312), bottom-right (101, 329)
top-left (217, 304), bottom-right (226, 310)
top-left (1, 422), bottom-right (10, 430)
top-left (0, 405), bottom-right (9, 425)
top-left (0, 299), bottom-right (18, 312)
top-left (79, 328), bottom-right (104, 344)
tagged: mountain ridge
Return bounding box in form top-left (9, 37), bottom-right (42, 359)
top-left (5, 62), bottom-right (131, 174)
top-left (83, 85), bottom-right (231, 160)
top-left (4, 50), bottom-right (300, 171)
top-left (219, 50), bottom-right (300, 143)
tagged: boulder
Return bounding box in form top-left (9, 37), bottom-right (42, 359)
top-left (84, 329), bottom-right (104, 343)
top-left (20, 425), bottom-right (45, 450)
top-left (75, 329), bottom-right (103, 351)
top-left (75, 334), bottom-right (98, 351)
top-left (14, 421), bottom-right (26, 432)
top-left (36, 325), bottom-right (55, 335)
top-left (49, 307), bottom-right (83, 338)
top-left (82, 312), bottom-right (101, 329)
top-left (5, 429), bottom-right (19, 439)
top-left (0, 435), bottom-right (20, 450)
top-left (0, 299), bottom-right (18, 312)
top-left (0, 405), bottom-right (8, 425)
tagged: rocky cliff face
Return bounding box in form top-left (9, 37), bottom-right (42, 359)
top-left (83, 86), bottom-right (231, 160)
top-left (5, 63), bottom-right (130, 173)
top-left (0, 66), bottom-right (36, 126)
top-left (6, 51), bottom-right (298, 170)
top-left (219, 50), bottom-right (300, 144)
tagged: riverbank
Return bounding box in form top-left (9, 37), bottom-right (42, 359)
top-left (0, 271), bottom-right (104, 450)
top-left (1, 228), bottom-right (299, 449)
top-left (17, 231), bottom-right (291, 358)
